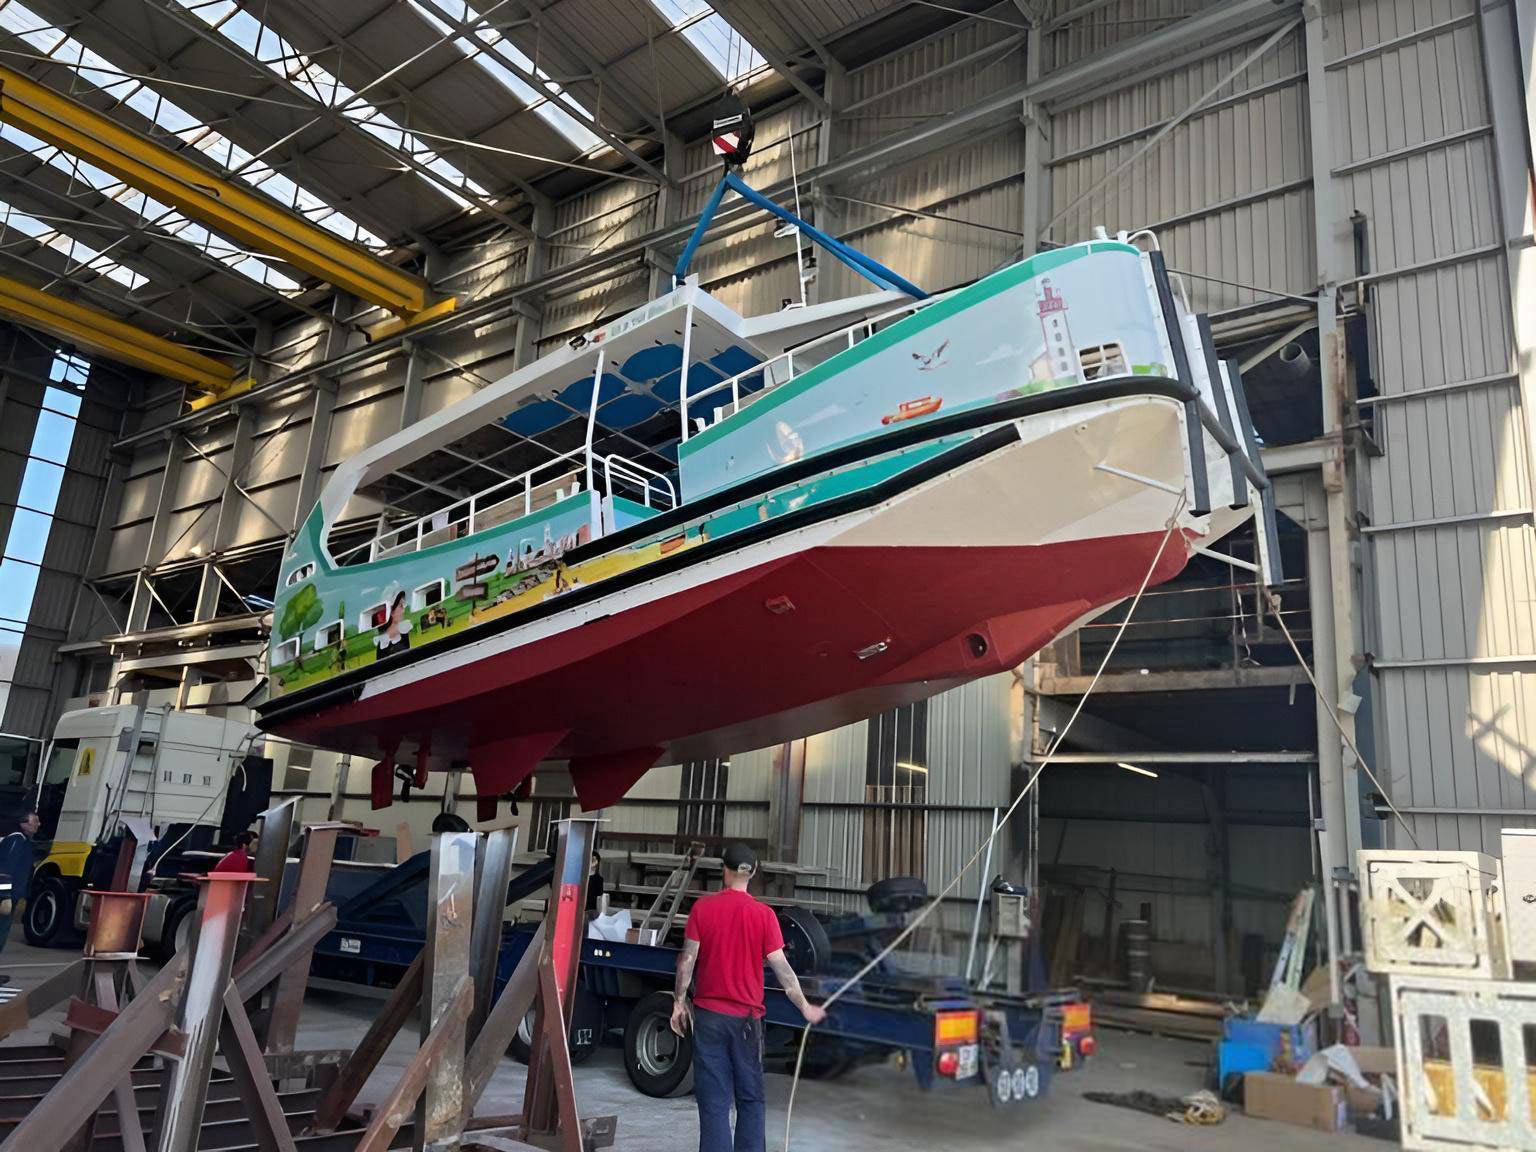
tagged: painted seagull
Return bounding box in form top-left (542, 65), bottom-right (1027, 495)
top-left (912, 339), bottom-right (950, 371)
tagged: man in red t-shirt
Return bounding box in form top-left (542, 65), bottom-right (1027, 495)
top-left (671, 843), bottom-right (825, 1152)
top-left (212, 830), bottom-right (258, 873)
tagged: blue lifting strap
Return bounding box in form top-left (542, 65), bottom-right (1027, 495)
top-left (673, 171), bottom-right (927, 300)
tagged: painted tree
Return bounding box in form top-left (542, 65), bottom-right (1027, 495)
top-left (278, 583), bottom-right (323, 640)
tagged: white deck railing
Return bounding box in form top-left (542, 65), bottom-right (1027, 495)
top-left (331, 444), bottom-right (676, 567)
top-left (679, 293), bottom-right (946, 440)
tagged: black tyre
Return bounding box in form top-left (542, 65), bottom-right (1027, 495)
top-left (778, 907), bottom-right (832, 975)
top-left (623, 991), bottom-right (694, 1098)
top-left (151, 898), bottom-right (196, 964)
top-left (866, 876), bottom-right (928, 914)
top-left (22, 876), bottom-right (73, 947)
top-left (509, 987), bottom-right (602, 1066)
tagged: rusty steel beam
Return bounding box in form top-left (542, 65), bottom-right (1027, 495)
top-left (265, 826), bottom-right (347, 1054)
top-left (463, 922), bottom-right (543, 1111)
top-left (233, 905), bottom-right (338, 1004)
top-left (0, 960), bottom-right (87, 1041)
top-left (217, 987), bottom-right (298, 1152)
top-left (63, 999), bottom-right (186, 1058)
top-left (0, 956), bottom-right (185, 1152)
top-left (311, 953), bottom-right (422, 1132)
top-left (353, 978), bottom-right (471, 1152)
top-left (245, 800), bottom-right (299, 947)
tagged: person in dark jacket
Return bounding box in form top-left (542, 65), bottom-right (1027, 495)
top-left (0, 809), bottom-right (41, 954)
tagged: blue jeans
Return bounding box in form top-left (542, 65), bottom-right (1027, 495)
top-left (692, 1006), bottom-right (765, 1152)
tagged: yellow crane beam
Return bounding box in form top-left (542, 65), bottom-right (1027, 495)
top-left (0, 65), bottom-right (434, 318)
top-left (0, 272), bottom-right (246, 398)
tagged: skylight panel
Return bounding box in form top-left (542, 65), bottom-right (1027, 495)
top-left (0, 197), bottom-right (147, 289)
top-left (171, 0), bottom-right (493, 211)
top-left (646, 0), bottom-right (765, 83)
top-left (409, 0), bottom-right (603, 154)
top-left (0, 120), bottom-right (303, 294)
top-left (0, 0), bottom-right (361, 291)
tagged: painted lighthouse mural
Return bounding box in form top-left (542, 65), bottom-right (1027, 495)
top-left (1037, 278), bottom-right (1081, 383)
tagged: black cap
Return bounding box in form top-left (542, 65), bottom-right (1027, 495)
top-left (722, 843), bottom-right (757, 875)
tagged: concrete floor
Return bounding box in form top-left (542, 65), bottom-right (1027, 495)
top-left (1, 934), bottom-right (1385, 1152)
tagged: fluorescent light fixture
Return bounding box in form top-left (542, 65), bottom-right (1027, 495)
top-left (1117, 761), bottom-right (1158, 779)
top-left (895, 761), bottom-right (928, 774)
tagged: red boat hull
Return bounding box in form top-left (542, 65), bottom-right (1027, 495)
top-left (275, 527), bottom-right (1191, 808)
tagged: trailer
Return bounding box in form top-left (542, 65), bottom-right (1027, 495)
top-left (307, 850), bottom-right (1094, 1106)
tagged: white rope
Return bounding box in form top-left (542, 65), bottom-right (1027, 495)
top-left (1263, 589), bottom-right (1419, 848)
top-left (780, 493), bottom-right (1188, 1151)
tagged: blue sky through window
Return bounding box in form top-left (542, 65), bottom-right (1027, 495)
top-left (0, 349), bottom-right (85, 720)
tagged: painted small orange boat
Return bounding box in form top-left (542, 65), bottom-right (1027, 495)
top-left (881, 396), bottom-right (943, 425)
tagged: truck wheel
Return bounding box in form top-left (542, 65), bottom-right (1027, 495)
top-left (509, 988), bottom-right (602, 1066)
top-left (152, 899), bottom-right (196, 963)
top-left (623, 991), bottom-right (694, 1098)
top-left (22, 877), bottom-right (73, 946)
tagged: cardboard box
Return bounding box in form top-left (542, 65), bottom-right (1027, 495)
top-left (1244, 1072), bottom-right (1345, 1131)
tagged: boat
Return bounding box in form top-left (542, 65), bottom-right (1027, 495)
top-left (257, 160), bottom-right (1282, 821)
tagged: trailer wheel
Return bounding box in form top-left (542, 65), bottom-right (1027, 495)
top-left (778, 907), bottom-right (831, 974)
top-left (866, 876), bottom-right (927, 914)
top-left (22, 876), bottom-right (73, 946)
top-left (623, 991), bottom-right (694, 1098)
top-left (509, 987), bottom-right (602, 1066)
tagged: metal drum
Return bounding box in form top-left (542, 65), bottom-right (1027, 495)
top-left (1122, 919), bottom-right (1152, 991)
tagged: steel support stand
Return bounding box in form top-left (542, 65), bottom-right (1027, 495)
top-left (265, 824), bottom-right (348, 1054)
top-left (469, 829), bottom-right (518, 1044)
top-left (153, 873), bottom-right (253, 1152)
top-left (519, 819), bottom-right (599, 1150)
top-left (418, 832), bottom-right (476, 1151)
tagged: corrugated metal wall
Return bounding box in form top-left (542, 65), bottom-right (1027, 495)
top-left (1047, 20), bottom-right (1315, 311)
top-left (1335, 0), bottom-right (1536, 852)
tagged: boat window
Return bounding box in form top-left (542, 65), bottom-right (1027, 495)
top-left (313, 620), bottom-right (343, 650)
top-left (285, 562), bottom-right (315, 587)
top-left (1079, 342), bottom-right (1129, 380)
top-left (412, 581), bottom-right (445, 611)
top-left (360, 602), bottom-right (389, 631)
top-left (273, 638), bottom-right (300, 665)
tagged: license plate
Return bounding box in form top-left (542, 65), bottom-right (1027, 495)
top-left (339, 937), bottom-right (361, 954)
top-left (955, 1044), bottom-right (978, 1080)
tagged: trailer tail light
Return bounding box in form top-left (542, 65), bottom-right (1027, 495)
top-left (934, 1010), bottom-right (979, 1048)
top-left (1059, 1001), bottom-right (1094, 1067)
top-left (936, 1049), bottom-right (960, 1077)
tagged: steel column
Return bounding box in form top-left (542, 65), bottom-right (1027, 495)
top-left (468, 828), bottom-right (517, 1043)
top-left (418, 832), bottom-right (476, 1149)
top-left (265, 825), bottom-right (346, 1053)
top-left (153, 874), bottom-right (252, 1152)
top-left (521, 819), bottom-right (595, 1141)
top-left (246, 799), bottom-right (298, 947)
